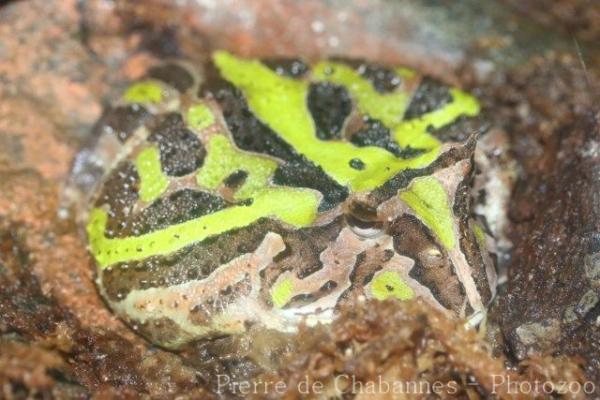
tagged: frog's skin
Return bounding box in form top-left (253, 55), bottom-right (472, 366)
top-left (77, 51), bottom-right (497, 349)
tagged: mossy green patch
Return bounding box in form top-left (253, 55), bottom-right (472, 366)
top-left (212, 51), bottom-right (443, 193)
top-left (271, 277), bottom-right (294, 308)
top-left (124, 81), bottom-right (163, 104)
top-left (187, 103), bottom-right (215, 131)
top-left (312, 61), bottom-right (411, 127)
top-left (393, 88), bottom-right (480, 149)
top-left (197, 134), bottom-right (277, 200)
top-left (87, 186), bottom-right (318, 268)
top-left (135, 147), bottom-right (168, 203)
top-left (395, 66), bottom-right (417, 79)
top-left (472, 222), bottom-right (486, 249)
top-left (88, 134), bottom-right (320, 269)
top-left (399, 176), bottom-right (456, 250)
top-left (371, 270), bottom-right (415, 301)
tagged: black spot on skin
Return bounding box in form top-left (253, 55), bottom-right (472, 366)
top-left (112, 189), bottom-right (227, 238)
top-left (273, 159), bottom-right (348, 211)
top-left (350, 117), bottom-right (424, 159)
top-left (223, 170), bottom-right (248, 189)
top-left (385, 284), bottom-right (394, 292)
top-left (148, 113), bottom-right (205, 176)
top-left (98, 105), bottom-right (152, 142)
top-left (349, 158), bottom-right (365, 170)
top-left (404, 77), bottom-right (453, 119)
top-left (307, 82), bottom-right (352, 140)
top-left (356, 63), bottom-right (401, 93)
top-left (263, 58), bottom-right (309, 78)
top-left (329, 57), bottom-right (402, 93)
top-left (147, 63), bottom-right (194, 92)
top-left (200, 63), bottom-right (350, 211)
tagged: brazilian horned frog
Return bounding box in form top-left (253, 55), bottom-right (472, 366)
top-left (68, 51), bottom-right (501, 350)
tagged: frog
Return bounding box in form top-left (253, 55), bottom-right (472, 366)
top-left (67, 50), bottom-right (498, 350)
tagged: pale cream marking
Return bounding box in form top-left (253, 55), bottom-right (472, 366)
top-left (473, 129), bottom-right (515, 253)
top-left (109, 232), bottom-right (286, 345)
top-left (270, 228), bottom-right (417, 326)
top-left (270, 228), bottom-right (374, 325)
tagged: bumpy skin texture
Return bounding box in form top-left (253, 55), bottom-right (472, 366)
top-left (82, 52), bottom-right (496, 349)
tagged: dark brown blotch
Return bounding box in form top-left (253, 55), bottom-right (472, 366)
top-left (110, 189), bottom-right (227, 238)
top-left (147, 63), bottom-right (195, 93)
top-left (390, 214), bottom-right (466, 313)
top-left (98, 104), bottom-right (152, 142)
top-left (329, 57), bottom-right (402, 93)
top-left (201, 62), bottom-right (349, 212)
top-left (350, 117), bottom-right (424, 159)
top-left (148, 113), bottom-right (205, 177)
top-left (404, 77), bottom-right (452, 120)
top-left (95, 161), bottom-right (140, 238)
top-left (263, 58), bottom-right (309, 78)
top-left (307, 82), bottom-right (352, 141)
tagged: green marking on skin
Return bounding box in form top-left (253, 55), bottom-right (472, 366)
top-left (187, 103), bottom-right (215, 131)
top-left (88, 134), bottom-right (320, 268)
top-left (213, 51), bottom-right (444, 193)
top-left (393, 88), bottom-right (480, 149)
top-left (88, 187), bottom-right (318, 268)
top-left (371, 270), bottom-right (415, 301)
top-left (400, 176), bottom-right (456, 250)
top-left (312, 61), bottom-right (411, 127)
top-left (135, 147), bottom-right (168, 203)
top-left (124, 81), bottom-right (163, 104)
top-left (395, 66), bottom-right (417, 79)
top-left (472, 222), bottom-right (486, 249)
top-left (271, 277), bottom-right (294, 308)
top-left (197, 135), bottom-right (277, 200)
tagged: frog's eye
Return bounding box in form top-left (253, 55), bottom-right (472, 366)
top-left (345, 201), bottom-right (384, 238)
